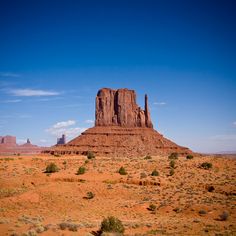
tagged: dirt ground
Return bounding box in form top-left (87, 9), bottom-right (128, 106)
top-left (0, 154), bottom-right (235, 235)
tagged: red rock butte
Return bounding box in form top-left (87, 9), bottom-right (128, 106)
top-left (45, 88), bottom-right (191, 157)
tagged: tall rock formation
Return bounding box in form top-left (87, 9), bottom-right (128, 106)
top-left (95, 88), bottom-right (153, 128)
top-left (44, 88), bottom-right (191, 157)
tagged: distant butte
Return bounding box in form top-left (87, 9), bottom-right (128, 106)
top-left (0, 136), bottom-right (43, 154)
top-left (45, 88), bottom-right (191, 157)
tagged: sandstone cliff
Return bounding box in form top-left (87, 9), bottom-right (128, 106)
top-left (95, 88), bottom-right (153, 128)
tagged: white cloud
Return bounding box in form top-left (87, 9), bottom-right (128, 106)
top-left (53, 120), bottom-right (76, 129)
top-left (17, 138), bottom-right (27, 144)
top-left (46, 120), bottom-right (87, 139)
top-left (153, 102), bottom-right (166, 106)
top-left (1, 99), bottom-right (22, 103)
top-left (0, 72), bottom-right (20, 78)
top-left (85, 119), bottom-right (94, 124)
top-left (8, 89), bottom-right (60, 97)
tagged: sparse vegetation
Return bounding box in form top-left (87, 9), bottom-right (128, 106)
top-left (144, 155), bottom-right (152, 160)
top-left (218, 211), bottom-right (229, 221)
top-left (76, 166), bottom-right (86, 175)
top-left (85, 191), bottom-right (95, 199)
top-left (151, 169), bottom-right (159, 176)
top-left (207, 185), bottom-right (215, 192)
top-left (169, 160), bottom-right (175, 168)
top-left (100, 216), bottom-right (125, 234)
top-left (186, 154), bottom-right (194, 160)
top-left (59, 222), bottom-right (78, 231)
top-left (87, 151), bottom-right (95, 159)
top-left (169, 168), bottom-right (175, 176)
top-left (118, 166), bottom-right (127, 175)
top-left (199, 210), bottom-right (207, 215)
top-left (45, 163), bottom-right (59, 173)
top-left (200, 162), bottom-right (212, 170)
top-left (148, 204), bottom-right (157, 212)
top-left (140, 172), bottom-right (147, 178)
top-left (168, 152), bottom-right (178, 160)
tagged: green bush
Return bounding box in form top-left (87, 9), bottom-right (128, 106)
top-left (168, 152), bottom-right (178, 160)
top-left (45, 163), bottom-right (59, 173)
top-left (218, 211), bottom-right (229, 221)
top-left (200, 162), bottom-right (212, 170)
top-left (87, 151), bottom-right (95, 159)
top-left (169, 160), bottom-right (175, 168)
top-left (118, 166), bottom-right (127, 175)
top-left (148, 203), bottom-right (157, 212)
top-left (186, 154), bottom-right (194, 160)
top-left (169, 168), bottom-right (175, 176)
top-left (86, 191), bottom-right (95, 199)
top-left (151, 169), bottom-right (159, 176)
top-left (76, 166), bottom-right (86, 175)
top-left (100, 216), bottom-right (125, 234)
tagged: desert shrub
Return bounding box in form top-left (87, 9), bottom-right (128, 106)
top-left (45, 163), bottom-right (59, 173)
top-left (186, 154), bottom-right (194, 160)
top-left (144, 155), bottom-right (152, 160)
top-left (84, 160), bottom-right (89, 164)
top-left (118, 166), bottom-right (127, 175)
top-left (169, 168), bottom-right (175, 176)
top-left (140, 172), bottom-right (147, 178)
top-left (87, 151), bottom-right (95, 159)
top-left (100, 216), bottom-right (125, 234)
top-left (148, 204), bottom-right (157, 212)
top-left (199, 210), bottom-right (207, 215)
top-left (218, 211), bottom-right (229, 221)
top-left (151, 169), bottom-right (159, 176)
top-left (169, 160), bottom-right (175, 168)
top-left (200, 162), bottom-right (212, 170)
top-left (59, 222), bottom-right (78, 231)
top-left (207, 185), bottom-right (215, 192)
top-left (86, 191), bottom-right (95, 199)
top-left (53, 153), bottom-right (61, 157)
top-left (168, 152), bottom-right (178, 160)
top-left (76, 166), bottom-right (86, 175)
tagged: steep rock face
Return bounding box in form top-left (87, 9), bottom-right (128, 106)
top-left (95, 88), bottom-right (153, 128)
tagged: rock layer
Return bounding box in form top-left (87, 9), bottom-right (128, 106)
top-left (95, 88), bottom-right (153, 128)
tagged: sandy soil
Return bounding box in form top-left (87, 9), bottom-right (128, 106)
top-left (0, 154), bottom-right (235, 235)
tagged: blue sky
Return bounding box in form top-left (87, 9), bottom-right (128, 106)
top-left (0, 0), bottom-right (236, 153)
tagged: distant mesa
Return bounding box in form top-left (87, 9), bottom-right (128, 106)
top-left (45, 88), bottom-right (191, 157)
top-left (57, 134), bottom-right (66, 145)
top-left (0, 136), bottom-right (43, 154)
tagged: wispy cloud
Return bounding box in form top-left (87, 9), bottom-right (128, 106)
top-left (85, 119), bottom-right (94, 124)
top-left (1, 99), bottom-right (22, 103)
top-left (53, 120), bottom-right (76, 129)
top-left (0, 72), bottom-right (21, 78)
top-left (46, 120), bottom-right (87, 138)
top-left (8, 89), bottom-right (60, 97)
top-left (153, 102), bottom-right (167, 106)
top-left (17, 138), bottom-right (27, 144)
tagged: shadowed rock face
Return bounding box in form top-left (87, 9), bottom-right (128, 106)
top-left (95, 88), bottom-right (153, 128)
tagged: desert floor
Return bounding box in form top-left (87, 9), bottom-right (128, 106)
top-left (0, 154), bottom-right (235, 236)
